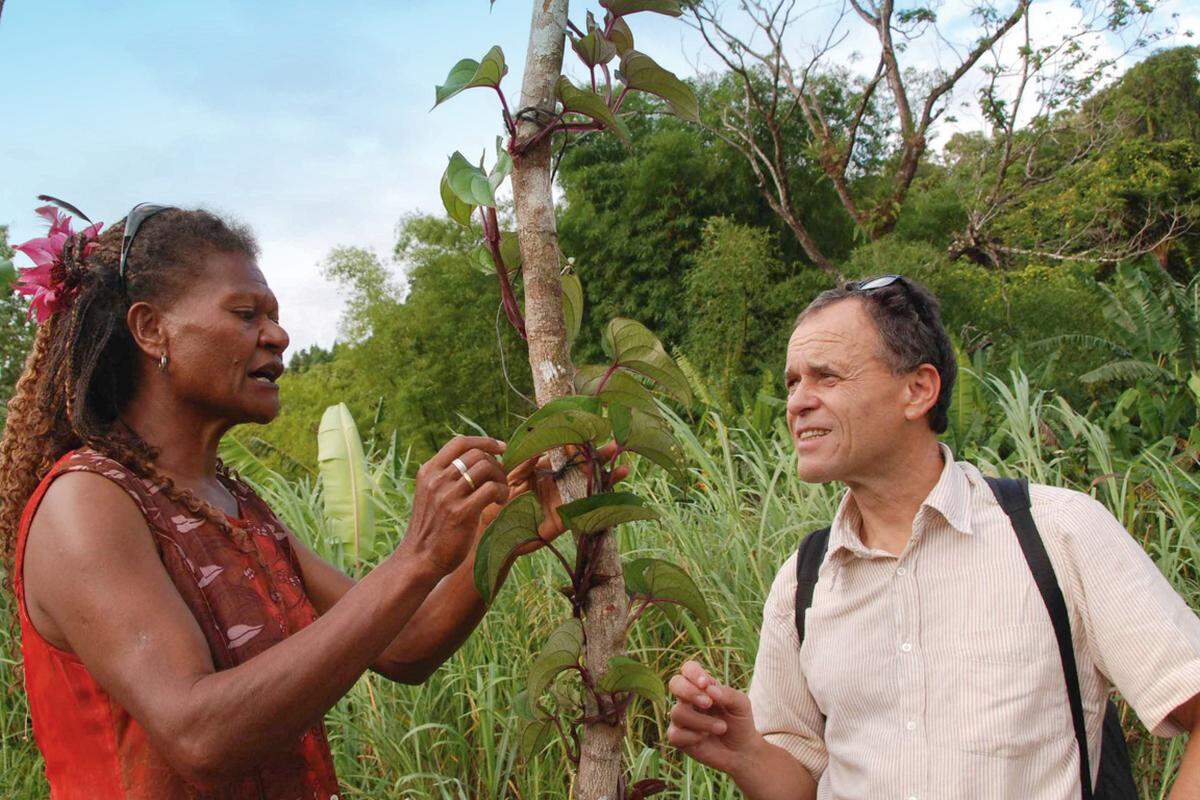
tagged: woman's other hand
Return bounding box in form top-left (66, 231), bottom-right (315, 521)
top-left (480, 442), bottom-right (630, 554)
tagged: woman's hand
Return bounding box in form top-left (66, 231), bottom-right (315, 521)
top-left (400, 436), bottom-right (509, 576)
top-left (479, 443), bottom-right (630, 553)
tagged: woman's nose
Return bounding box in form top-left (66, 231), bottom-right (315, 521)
top-left (262, 320), bottom-right (290, 354)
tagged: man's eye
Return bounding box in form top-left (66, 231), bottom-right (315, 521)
top-left (234, 309), bottom-right (256, 321)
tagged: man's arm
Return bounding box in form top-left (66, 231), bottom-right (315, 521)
top-left (1168, 693), bottom-right (1200, 800)
top-left (667, 661), bottom-right (818, 800)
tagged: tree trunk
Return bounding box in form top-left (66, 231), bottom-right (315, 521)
top-left (510, 2), bottom-right (629, 797)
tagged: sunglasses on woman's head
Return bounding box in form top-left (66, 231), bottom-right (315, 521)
top-left (119, 203), bottom-right (176, 292)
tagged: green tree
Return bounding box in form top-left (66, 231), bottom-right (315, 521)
top-left (951, 47), bottom-right (1200, 272)
top-left (0, 227), bottom-right (35, 425)
top-left (683, 218), bottom-right (830, 400)
top-left (252, 215), bottom-right (532, 467)
top-left (558, 86), bottom-right (853, 362)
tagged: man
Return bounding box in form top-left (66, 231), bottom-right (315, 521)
top-left (666, 276), bottom-right (1200, 799)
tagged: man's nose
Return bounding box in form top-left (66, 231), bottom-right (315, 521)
top-left (787, 381), bottom-right (820, 417)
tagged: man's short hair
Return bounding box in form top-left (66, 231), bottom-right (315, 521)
top-left (795, 277), bottom-right (957, 434)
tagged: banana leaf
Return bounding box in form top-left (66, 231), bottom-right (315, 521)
top-left (317, 402), bottom-right (376, 561)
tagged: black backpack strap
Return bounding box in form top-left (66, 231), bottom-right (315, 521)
top-left (985, 476), bottom-right (1093, 800)
top-left (794, 527), bottom-right (831, 645)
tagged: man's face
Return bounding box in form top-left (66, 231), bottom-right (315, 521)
top-left (784, 298), bottom-right (912, 484)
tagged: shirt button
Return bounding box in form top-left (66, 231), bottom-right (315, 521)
top-left (896, 566), bottom-right (907, 576)
top-left (269, 590), bottom-right (282, 602)
top-left (905, 720), bottom-right (917, 731)
top-left (900, 642), bottom-right (913, 652)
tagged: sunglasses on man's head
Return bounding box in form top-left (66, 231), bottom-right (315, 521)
top-left (853, 274), bottom-right (906, 292)
top-left (850, 273), bottom-right (934, 328)
top-left (119, 203), bottom-right (176, 291)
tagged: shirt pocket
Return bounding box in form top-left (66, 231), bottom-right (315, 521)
top-left (932, 624), bottom-right (1072, 758)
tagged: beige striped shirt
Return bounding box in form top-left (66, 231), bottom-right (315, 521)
top-left (748, 444), bottom-right (1200, 800)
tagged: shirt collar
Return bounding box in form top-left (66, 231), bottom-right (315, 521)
top-left (827, 443), bottom-right (974, 559)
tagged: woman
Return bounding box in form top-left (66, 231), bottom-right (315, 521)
top-left (0, 202), bottom-right (608, 799)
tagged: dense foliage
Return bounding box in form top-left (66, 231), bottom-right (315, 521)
top-left (1, 37), bottom-right (1197, 800)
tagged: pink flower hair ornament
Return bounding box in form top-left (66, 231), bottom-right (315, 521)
top-left (12, 201), bottom-right (104, 324)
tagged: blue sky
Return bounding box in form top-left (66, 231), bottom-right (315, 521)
top-left (2, 1), bottom-right (1193, 354)
top-left (0, 1), bottom-right (699, 353)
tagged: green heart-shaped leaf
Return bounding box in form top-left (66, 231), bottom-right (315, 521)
top-left (562, 271), bottom-right (583, 346)
top-left (557, 492), bottom-right (659, 536)
top-left (513, 689), bottom-right (539, 721)
top-left (440, 169), bottom-right (476, 228)
top-left (433, 46), bottom-right (508, 107)
top-left (446, 151), bottom-right (497, 208)
top-left (556, 77), bottom-right (632, 144)
top-left (602, 318), bottom-right (692, 404)
top-left (499, 231), bottom-right (522, 272)
top-left (473, 493), bottom-right (544, 603)
top-left (518, 718), bottom-right (556, 759)
top-left (470, 246), bottom-right (496, 275)
top-left (528, 618), bottom-right (584, 699)
top-left (625, 557), bottom-right (711, 627)
top-left (502, 396), bottom-right (611, 468)
top-left (608, 18), bottom-right (635, 55)
top-left (618, 50), bottom-right (700, 123)
top-left (600, 0), bottom-right (683, 17)
top-left (490, 136), bottom-right (513, 193)
top-left (610, 404), bottom-right (687, 480)
top-left (575, 365), bottom-right (658, 411)
top-left (569, 14), bottom-right (618, 67)
top-left (597, 655), bottom-right (665, 706)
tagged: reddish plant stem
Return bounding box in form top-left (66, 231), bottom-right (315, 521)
top-left (542, 538), bottom-right (575, 580)
top-left (600, 63), bottom-right (612, 104)
top-left (481, 206), bottom-right (527, 339)
top-left (513, 114), bottom-right (566, 157)
top-left (494, 86), bottom-right (516, 137)
top-left (624, 596), bottom-right (652, 633)
top-left (613, 86), bottom-right (629, 113)
top-left (593, 363), bottom-right (621, 395)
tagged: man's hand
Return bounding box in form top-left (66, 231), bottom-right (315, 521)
top-left (667, 660), bottom-right (763, 777)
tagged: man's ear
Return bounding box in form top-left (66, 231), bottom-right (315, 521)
top-left (903, 364), bottom-right (941, 423)
top-left (126, 301), bottom-right (169, 361)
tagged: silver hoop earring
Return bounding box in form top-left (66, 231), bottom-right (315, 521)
top-left (158, 353), bottom-right (169, 372)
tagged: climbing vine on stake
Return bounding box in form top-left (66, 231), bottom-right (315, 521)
top-left (431, 2), bottom-right (704, 798)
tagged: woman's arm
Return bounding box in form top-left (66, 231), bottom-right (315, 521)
top-left (293, 455), bottom-right (546, 683)
top-left (295, 447), bottom-right (628, 683)
top-left (291, 528), bottom-right (493, 684)
top-left (21, 436), bottom-right (506, 786)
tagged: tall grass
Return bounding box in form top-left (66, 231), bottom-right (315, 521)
top-left (0, 369), bottom-right (1194, 797)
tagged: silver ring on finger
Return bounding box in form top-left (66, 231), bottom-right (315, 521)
top-left (452, 457), bottom-right (477, 490)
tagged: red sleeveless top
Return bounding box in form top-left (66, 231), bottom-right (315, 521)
top-left (13, 448), bottom-right (342, 799)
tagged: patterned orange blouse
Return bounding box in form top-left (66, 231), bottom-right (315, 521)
top-left (14, 448), bottom-right (342, 799)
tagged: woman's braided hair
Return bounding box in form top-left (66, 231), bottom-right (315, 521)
top-left (0, 209), bottom-right (260, 575)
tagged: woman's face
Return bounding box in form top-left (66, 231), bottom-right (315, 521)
top-left (154, 249), bottom-right (289, 425)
